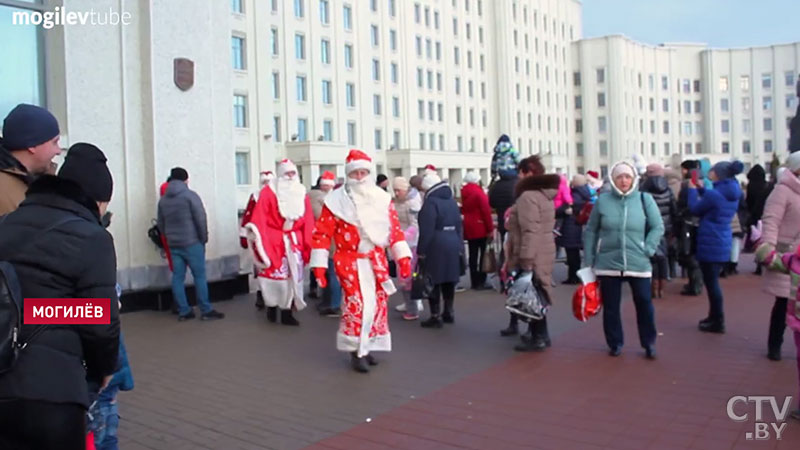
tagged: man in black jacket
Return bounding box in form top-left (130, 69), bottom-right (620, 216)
top-left (0, 143), bottom-right (120, 450)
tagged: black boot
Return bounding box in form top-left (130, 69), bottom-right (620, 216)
top-left (350, 352), bottom-right (369, 373)
top-left (500, 314), bottom-right (519, 336)
top-left (365, 353), bottom-right (378, 366)
top-left (442, 296), bottom-right (455, 324)
top-left (280, 309), bottom-right (300, 326)
top-left (698, 318), bottom-right (725, 333)
top-left (421, 316), bottom-right (443, 328)
top-left (540, 317), bottom-right (551, 347)
top-left (422, 297), bottom-right (443, 328)
top-left (514, 322), bottom-right (547, 352)
top-left (266, 306), bottom-right (277, 323)
top-left (255, 291), bottom-right (265, 310)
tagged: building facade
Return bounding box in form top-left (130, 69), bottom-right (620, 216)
top-left (573, 36), bottom-right (800, 177)
top-left (1, 0), bottom-right (798, 294)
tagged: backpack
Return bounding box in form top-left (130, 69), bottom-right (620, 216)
top-left (147, 219), bottom-right (164, 249)
top-left (0, 215), bottom-right (82, 375)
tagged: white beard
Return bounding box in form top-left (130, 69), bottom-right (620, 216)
top-left (275, 177), bottom-right (306, 221)
top-left (348, 179), bottom-right (391, 247)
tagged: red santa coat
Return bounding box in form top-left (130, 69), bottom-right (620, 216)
top-left (245, 183), bottom-right (314, 310)
top-left (239, 193), bottom-right (257, 249)
top-left (310, 187), bottom-right (411, 356)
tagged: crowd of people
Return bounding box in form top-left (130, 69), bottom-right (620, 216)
top-left (2, 101), bottom-right (800, 449)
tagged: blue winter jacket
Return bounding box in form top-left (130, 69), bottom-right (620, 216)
top-left (417, 182), bottom-right (464, 284)
top-left (688, 178), bottom-right (742, 263)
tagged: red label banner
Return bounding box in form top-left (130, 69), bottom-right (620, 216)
top-left (24, 298), bottom-right (111, 325)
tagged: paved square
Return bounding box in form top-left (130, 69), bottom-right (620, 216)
top-left (118, 260), bottom-right (798, 449)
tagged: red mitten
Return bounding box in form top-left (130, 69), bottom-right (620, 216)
top-left (398, 257), bottom-right (412, 279)
top-left (313, 268), bottom-right (328, 288)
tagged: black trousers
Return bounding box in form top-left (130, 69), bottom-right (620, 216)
top-left (598, 276), bottom-right (657, 349)
top-left (768, 297), bottom-right (788, 353)
top-left (565, 248), bottom-right (581, 282)
top-left (468, 238), bottom-right (487, 288)
top-left (0, 399), bottom-right (85, 450)
top-left (429, 282), bottom-right (455, 317)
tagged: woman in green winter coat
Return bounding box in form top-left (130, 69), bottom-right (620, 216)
top-left (583, 160), bottom-right (665, 359)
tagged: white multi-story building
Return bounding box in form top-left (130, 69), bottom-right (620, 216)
top-left (228, 0), bottom-right (582, 202)
top-left (573, 36), bottom-right (800, 178)
top-left (1, 0), bottom-right (797, 297)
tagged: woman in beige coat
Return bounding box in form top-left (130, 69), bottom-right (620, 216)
top-left (504, 155), bottom-right (561, 352)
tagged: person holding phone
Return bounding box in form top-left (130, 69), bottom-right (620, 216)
top-left (676, 160), bottom-right (704, 296)
top-left (688, 160), bottom-right (744, 333)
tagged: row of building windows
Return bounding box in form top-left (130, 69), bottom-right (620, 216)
top-left (720, 72), bottom-right (797, 92)
top-left (576, 70), bottom-right (703, 94)
top-left (233, 1), bottom-right (358, 30)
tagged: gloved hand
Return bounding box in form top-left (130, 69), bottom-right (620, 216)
top-left (398, 257), bottom-right (412, 279)
top-left (313, 268), bottom-right (327, 289)
top-left (750, 220), bottom-right (763, 244)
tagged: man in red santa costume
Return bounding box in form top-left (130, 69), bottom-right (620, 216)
top-left (244, 160), bottom-right (313, 325)
top-left (311, 150), bottom-right (412, 373)
top-left (241, 170), bottom-right (274, 310)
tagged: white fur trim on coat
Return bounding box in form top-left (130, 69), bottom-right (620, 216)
top-left (345, 159), bottom-right (373, 175)
top-left (244, 222), bottom-right (271, 270)
top-left (391, 241), bottom-right (412, 261)
top-left (310, 248), bottom-right (329, 269)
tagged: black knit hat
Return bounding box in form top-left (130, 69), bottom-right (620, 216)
top-left (58, 143), bottom-right (113, 202)
top-left (170, 167), bottom-right (189, 181)
top-left (2, 104), bottom-right (60, 150)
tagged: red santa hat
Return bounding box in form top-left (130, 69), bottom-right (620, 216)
top-left (587, 170), bottom-right (599, 179)
top-left (424, 164), bottom-right (437, 176)
top-left (345, 149), bottom-right (373, 174)
top-left (277, 159), bottom-right (298, 178)
top-left (319, 170), bottom-right (335, 187)
top-left (259, 171), bottom-right (274, 185)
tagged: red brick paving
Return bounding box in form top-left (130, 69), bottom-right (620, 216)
top-left (308, 266), bottom-right (799, 449)
top-left (116, 259), bottom-right (798, 449)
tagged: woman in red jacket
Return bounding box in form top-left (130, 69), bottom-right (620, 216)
top-left (461, 172), bottom-right (494, 290)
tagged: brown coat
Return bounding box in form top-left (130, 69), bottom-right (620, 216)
top-left (506, 174), bottom-right (560, 299)
top-left (0, 168), bottom-right (28, 215)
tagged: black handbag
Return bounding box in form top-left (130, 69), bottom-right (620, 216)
top-left (411, 259), bottom-right (434, 300)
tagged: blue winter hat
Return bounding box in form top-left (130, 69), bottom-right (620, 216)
top-left (497, 134), bottom-right (511, 144)
top-left (1, 104), bottom-right (60, 150)
top-left (498, 168), bottom-right (518, 179)
top-left (711, 160), bottom-right (744, 180)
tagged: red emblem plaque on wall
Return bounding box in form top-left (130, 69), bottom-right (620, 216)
top-left (174, 58), bottom-right (194, 91)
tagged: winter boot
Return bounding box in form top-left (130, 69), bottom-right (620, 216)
top-left (255, 291), bottom-right (265, 310)
top-left (266, 306), bottom-right (277, 323)
top-left (500, 314), bottom-right (519, 336)
top-left (350, 352), bottom-right (369, 373)
top-left (280, 308), bottom-right (300, 326)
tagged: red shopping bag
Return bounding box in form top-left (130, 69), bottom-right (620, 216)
top-left (572, 268), bottom-right (602, 322)
top-left (575, 202), bottom-right (594, 225)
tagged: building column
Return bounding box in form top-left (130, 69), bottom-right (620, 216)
top-left (300, 164), bottom-right (314, 188)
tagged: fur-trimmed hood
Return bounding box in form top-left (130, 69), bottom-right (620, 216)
top-left (514, 174), bottom-right (561, 200)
